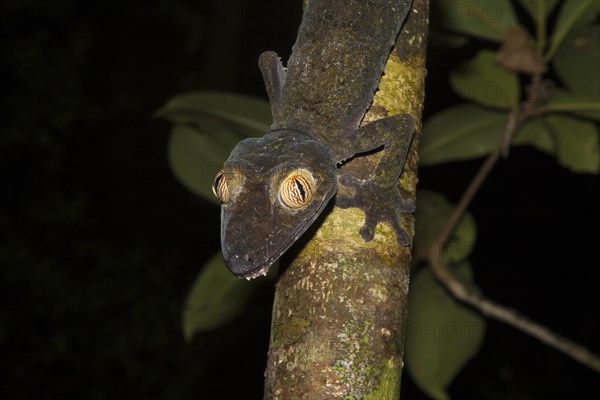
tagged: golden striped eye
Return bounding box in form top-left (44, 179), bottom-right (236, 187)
top-left (212, 170), bottom-right (229, 203)
top-left (279, 169), bottom-right (315, 209)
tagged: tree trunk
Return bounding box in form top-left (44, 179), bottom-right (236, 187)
top-left (263, 1), bottom-right (429, 398)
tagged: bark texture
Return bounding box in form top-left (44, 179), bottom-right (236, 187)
top-left (263, 1), bottom-right (429, 398)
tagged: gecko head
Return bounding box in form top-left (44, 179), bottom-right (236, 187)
top-left (212, 129), bottom-right (337, 279)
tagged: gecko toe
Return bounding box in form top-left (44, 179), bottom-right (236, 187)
top-left (359, 212), bottom-right (377, 241)
top-left (336, 172), bottom-right (413, 246)
top-left (399, 198), bottom-right (416, 213)
top-left (390, 217), bottom-right (410, 246)
top-left (359, 224), bottom-right (375, 242)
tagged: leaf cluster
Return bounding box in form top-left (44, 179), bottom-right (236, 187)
top-left (408, 1), bottom-right (599, 397)
top-left (423, 0), bottom-right (599, 172)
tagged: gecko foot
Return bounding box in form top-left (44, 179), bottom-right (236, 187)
top-left (336, 173), bottom-right (414, 246)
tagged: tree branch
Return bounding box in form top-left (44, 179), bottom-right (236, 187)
top-left (426, 76), bottom-right (600, 374)
top-left (263, 1), bottom-right (430, 398)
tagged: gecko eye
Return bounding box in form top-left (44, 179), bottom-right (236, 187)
top-left (212, 170), bottom-right (230, 203)
top-left (279, 169), bottom-right (315, 209)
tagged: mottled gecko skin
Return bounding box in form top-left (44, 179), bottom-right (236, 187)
top-left (213, 0), bottom-right (415, 278)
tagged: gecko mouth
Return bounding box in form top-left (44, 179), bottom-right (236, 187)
top-left (243, 265), bottom-right (271, 280)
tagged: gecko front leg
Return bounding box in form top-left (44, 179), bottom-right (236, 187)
top-left (258, 51), bottom-right (287, 129)
top-left (336, 113), bottom-right (415, 246)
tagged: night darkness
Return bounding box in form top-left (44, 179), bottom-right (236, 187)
top-left (1, 0), bottom-right (598, 399)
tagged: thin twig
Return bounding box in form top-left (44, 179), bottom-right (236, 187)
top-left (501, 108), bottom-right (519, 157)
top-left (425, 83), bottom-right (600, 373)
top-left (427, 256), bottom-right (600, 373)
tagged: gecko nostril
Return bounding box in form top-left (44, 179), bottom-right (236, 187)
top-left (245, 255), bottom-right (253, 263)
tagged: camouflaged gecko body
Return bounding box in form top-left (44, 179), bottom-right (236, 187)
top-left (216, 0), bottom-right (414, 278)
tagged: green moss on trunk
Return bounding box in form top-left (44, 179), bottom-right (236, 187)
top-left (263, 1), bottom-right (429, 398)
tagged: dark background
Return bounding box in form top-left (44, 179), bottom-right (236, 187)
top-left (1, 0), bottom-right (598, 399)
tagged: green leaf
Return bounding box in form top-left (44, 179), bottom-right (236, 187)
top-left (552, 25), bottom-right (600, 99)
top-left (514, 116), bottom-right (555, 153)
top-left (547, 115), bottom-right (599, 174)
top-left (415, 191), bottom-right (477, 265)
top-left (420, 104), bottom-right (507, 166)
top-left (182, 253), bottom-right (263, 341)
top-left (519, 0), bottom-right (560, 20)
top-left (545, 89), bottom-right (600, 121)
top-left (421, 102), bottom-right (599, 172)
top-left (157, 91), bottom-right (272, 133)
top-left (437, 0), bottom-right (517, 42)
top-left (450, 50), bottom-right (520, 108)
top-left (515, 114), bottom-right (599, 174)
top-left (546, 0), bottom-right (600, 61)
top-left (519, 0), bottom-right (560, 50)
top-left (159, 91), bottom-right (272, 201)
top-left (406, 262), bottom-right (486, 400)
top-left (168, 124), bottom-right (237, 204)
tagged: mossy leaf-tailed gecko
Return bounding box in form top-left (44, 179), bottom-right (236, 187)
top-left (213, 0), bottom-right (415, 279)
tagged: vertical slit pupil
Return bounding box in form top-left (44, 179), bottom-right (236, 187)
top-left (295, 179), bottom-right (306, 201)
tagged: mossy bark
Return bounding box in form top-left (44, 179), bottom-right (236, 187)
top-left (263, 1), bottom-right (429, 398)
